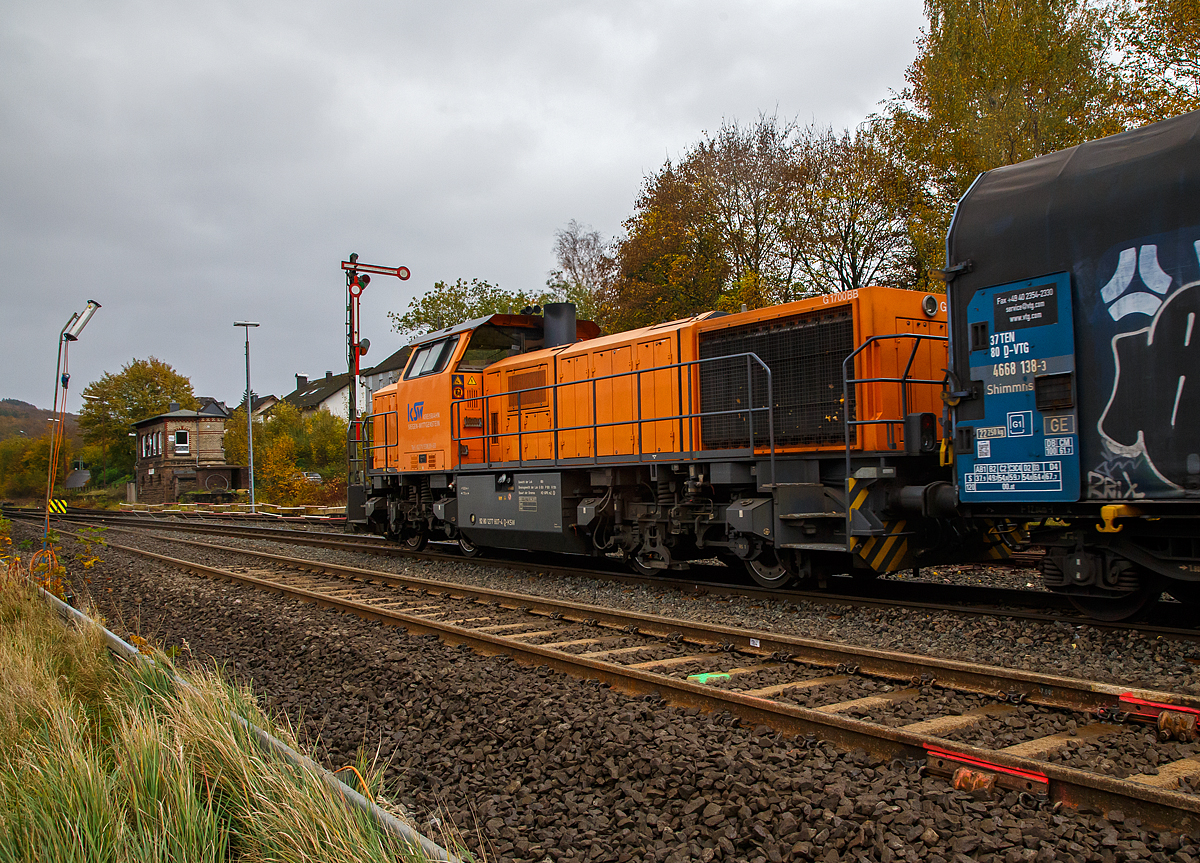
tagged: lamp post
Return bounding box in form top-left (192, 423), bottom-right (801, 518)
top-left (234, 322), bottom-right (260, 513)
top-left (45, 300), bottom-right (101, 546)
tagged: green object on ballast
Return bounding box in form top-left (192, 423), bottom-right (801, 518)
top-left (687, 672), bottom-right (730, 684)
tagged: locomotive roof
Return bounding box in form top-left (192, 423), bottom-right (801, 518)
top-left (946, 109), bottom-right (1200, 292)
top-left (406, 313), bottom-right (601, 347)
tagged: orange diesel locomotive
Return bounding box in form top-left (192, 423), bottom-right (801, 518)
top-left (353, 286), bottom-right (1003, 586)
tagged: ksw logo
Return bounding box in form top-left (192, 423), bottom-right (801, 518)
top-left (407, 402), bottom-right (424, 422)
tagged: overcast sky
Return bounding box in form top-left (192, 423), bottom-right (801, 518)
top-left (2, 0), bottom-right (925, 411)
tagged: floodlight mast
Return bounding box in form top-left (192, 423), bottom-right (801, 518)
top-left (64, 300), bottom-right (101, 341)
top-left (340, 254), bottom-right (410, 503)
top-left (45, 300), bottom-right (102, 546)
top-left (234, 322), bottom-right (260, 513)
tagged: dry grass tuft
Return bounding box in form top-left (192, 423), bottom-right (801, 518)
top-left (0, 564), bottom-right (450, 862)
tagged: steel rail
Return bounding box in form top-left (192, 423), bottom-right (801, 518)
top-left (39, 510), bottom-right (1200, 639)
top-left (1, 504), bottom-right (346, 525)
top-left (16, 506), bottom-right (1200, 640)
top-left (90, 531), bottom-right (1200, 712)
top-left (73, 533), bottom-right (1200, 833)
top-left (12, 508), bottom-right (387, 549)
top-left (18, 506), bottom-right (1200, 640)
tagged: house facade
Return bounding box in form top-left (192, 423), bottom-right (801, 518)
top-left (132, 403), bottom-right (243, 503)
top-left (281, 371), bottom-right (366, 420)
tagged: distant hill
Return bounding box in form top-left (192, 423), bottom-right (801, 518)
top-left (0, 399), bottom-right (81, 446)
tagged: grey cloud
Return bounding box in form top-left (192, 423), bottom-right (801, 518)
top-left (1, 0), bottom-right (923, 410)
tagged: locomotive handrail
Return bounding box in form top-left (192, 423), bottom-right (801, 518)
top-left (347, 421), bottom-right (368, 488)
top-left (447, 351), bottom-right (777, 488)
top-left (840, 332), bottom-right (948, 486)
top-left (349, 407), bottom-right (401, 483)
top-left (358, 410), bottom-right (400, 470)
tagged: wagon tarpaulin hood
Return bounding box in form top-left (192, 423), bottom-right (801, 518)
top-left (947, 109), bottom-right (1200, 499)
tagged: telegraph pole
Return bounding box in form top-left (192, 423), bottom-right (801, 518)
top-left (234, 321), bottom-right (260, 512)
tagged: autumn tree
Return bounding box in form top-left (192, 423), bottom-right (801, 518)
top-left (388, 279), bottom-right (557, 339)
top-left (694, 116), bottom-right (807, 307)
top-left (78, 358), bottom-right (198, 477)
top-left (224, 401), bottom-right (348, 505)
top-left (0, 433), bottom-right (73, 500)
top-left (786, 126), bottom-right (919, 293)
top-left (876, 0), bottom-right (1123, 277)
top-left (611, 115), bottom-right (920, 324)
top-left (1115, 0), bottom-right (1200, 123)
top-left (614, 159), bottom-right (729, 330)
top-left (546, 220), bottom-right (619, 330)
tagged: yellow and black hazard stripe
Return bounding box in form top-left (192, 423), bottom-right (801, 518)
top-left (851, 520), bottom-right (914, 573)
top-left (979, 518), bottom-right (1027, 560)
top-left (47, 499), bottom-right (67, 514)
top-left (846, 476), bottom-right (870, 517)
top-left (847, 477), bottom-right (915, 573)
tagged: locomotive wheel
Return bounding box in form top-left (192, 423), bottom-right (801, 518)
top-left (458, 535), bottom-right (482, 558)
top-left (628, 552), bottom-right (666, 576)
top-left (402, 528), bottom-right (428, 552)
top-left (1065, 583), bottom-right (1160, 622)
top-left (745, 549), bottom-right (795, 590)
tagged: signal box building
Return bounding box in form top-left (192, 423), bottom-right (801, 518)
top-left (132, 402), bottom-right (242, 503)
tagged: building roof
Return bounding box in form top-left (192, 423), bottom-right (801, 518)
top-left (234, 394), bottom-right (278, 414)
top-left (362, 346), bottom-right (412, 377)
top-left (197, 397), bottom-right (230, 418)
top-left (282, 371), bottom-right (351, 411)
top-left (132, 408), bottom-right (205, 428)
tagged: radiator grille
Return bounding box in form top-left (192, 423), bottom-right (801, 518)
top-left (699, 308), bottom-right (856, 449)
top-left (507, 368), bottom-right (548, 411)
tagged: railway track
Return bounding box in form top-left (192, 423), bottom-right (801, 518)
top-left (40, 520), bottom-right (1200, 833)
top-left (13, 506), bottom-right (1200, 636)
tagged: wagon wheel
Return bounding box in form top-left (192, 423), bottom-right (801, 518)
top-left (401, 527), bottom-right (428, 552)
top-left (628, 551), bottom-right (667, 577)
top-left (205, 474), bottom-right (230, 491)
top-left (458, 535), bottom-right (482, 558)
top-left (1065, 580), bottom-right (1161, 622)
top-left (744, 548), bottom-right (797, 590)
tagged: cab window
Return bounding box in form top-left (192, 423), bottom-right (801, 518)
top-left (457, 324), bottom-right (541, 370)
top-left (404, 336), bottom-right (458, 380)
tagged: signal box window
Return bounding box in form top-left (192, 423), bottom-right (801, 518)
top-left (174, 430), bottom-right (189, 455)
top-left (404, 336), bottom-right (458, 380)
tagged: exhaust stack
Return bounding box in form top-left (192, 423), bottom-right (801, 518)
top-left (543, 302), bottom-right (577, 348)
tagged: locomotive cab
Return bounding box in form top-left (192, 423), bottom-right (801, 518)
top-left (358, 311), bottom-right (601, 542)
